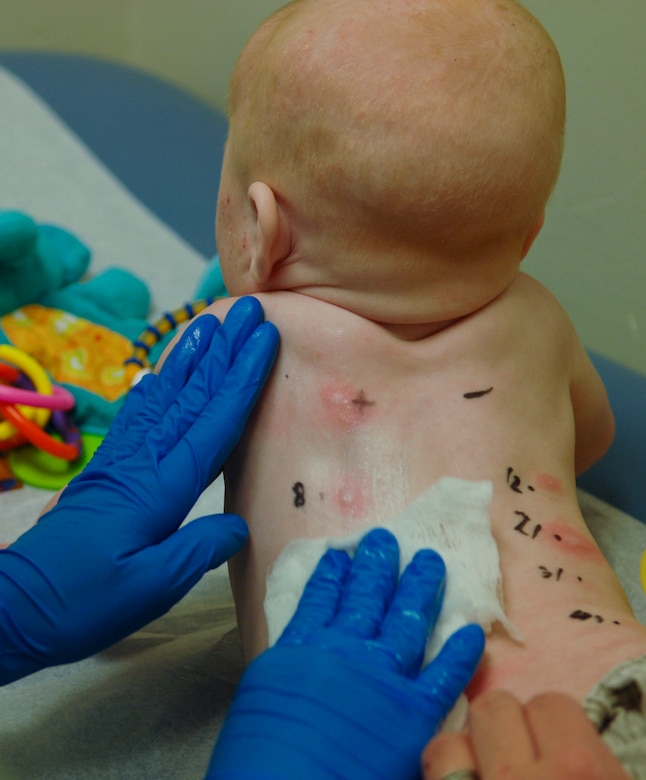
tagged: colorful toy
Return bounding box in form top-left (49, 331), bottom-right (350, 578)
top-left (8, 431), bottom-right (102, 491)
top-left (0, 210), bottom-right (150, 330)
top-left (0, 209), bottom-right (229, 489)
top-left (0, 345), bottom-right (81, 461)
top-left (0, 344), bottom-right (52, 442)
top-left (124, 299), bottom-right (214, 382)
top-left (0, 210), bottom-right (154, 434)
top-left (0, 211), bottom-right (90, 317)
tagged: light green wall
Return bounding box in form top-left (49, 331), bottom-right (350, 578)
top-left (2, 1), bottom-right (645, 373)
top-left (521, 1), bottom-right (646, 376)
top-left (0, 0), bottom-right (285, 110)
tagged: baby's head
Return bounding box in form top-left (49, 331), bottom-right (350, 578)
top-left (217, 0), bottom-right (565, 330)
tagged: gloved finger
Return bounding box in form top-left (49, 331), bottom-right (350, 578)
top-left (278, 549), bottom-right (352, 645)
top-left (98, 319), bottom-right (276, 548)
top-left (87, 373), bottom-right (156, 468)
top-left (418, 624), bottom-right (485, 732)
top-left (167, 321), bottom-right (280, 488)
top-left (128, 513), bottom-right (249, 613)
top-left (376, 549), bottom-right (446, 677)
top-left (147, 299), bottom-right (272, 457)
top-left (156, 312), bottom-right (221, 387)
top-left (332, 528), bottom-right (399, 638)
top-left (125, 314), bottom-right (221, 459)
top-left (212, 297), bottom-right (268, 366)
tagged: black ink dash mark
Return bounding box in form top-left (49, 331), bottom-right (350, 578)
top-left (464, 387), bottom-right (494, 399)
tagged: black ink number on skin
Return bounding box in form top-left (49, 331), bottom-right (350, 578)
top-left (292, 482), bottom-right (306, 508)
top-left (540, 565), bottom-right (563, 581)
top-left (507, 467), bottom-right (534, 494)
top-left (570, 610), bottom-right (603, 623)
top-left (570, 610), bottom-right (620, 626)
top-left (514, 511), bottom-right (542, 539)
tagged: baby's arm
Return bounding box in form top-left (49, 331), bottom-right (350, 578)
top-left (569, 334), bottom-right (615, 475)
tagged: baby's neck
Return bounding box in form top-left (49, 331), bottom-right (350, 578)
top-left (375, 318), bottom-right (460, 341)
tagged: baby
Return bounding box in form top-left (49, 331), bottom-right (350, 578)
top-left (178, 0), bottom-right (646, 769)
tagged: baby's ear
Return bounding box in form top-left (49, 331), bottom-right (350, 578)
top-left (247, 182), bottom-right (291, 286)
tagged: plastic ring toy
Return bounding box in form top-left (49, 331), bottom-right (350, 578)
top-left (0, 428), bottom-right (27, 451)
top-left (9, 432), bottom-right (102, 490)
top-left (0, 362), bottom-right (20, 384)
top-left (0, 345), bottom-right (51, 435)
top-left (0, 402), bottom-right (79, 460)
top-left (0, 382), bottom-right (75, 411)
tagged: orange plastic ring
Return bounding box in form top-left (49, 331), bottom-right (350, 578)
top-left (0, 402), bottom-right (79, 461)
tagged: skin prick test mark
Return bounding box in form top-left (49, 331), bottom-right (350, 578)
top-left (544, 522), bottom-right (606, 562)
top-left (351, 390), bottom-right (376, 411)
top-left (331, 473), bottom-right (373, 521)
top-left (464, 386), bottom-right (494, 399)
top-left (292, 482), bottom-right (306, 508)
top-left (319, 382), bottom-right (376, 429)
top-left (535, 472), bottom-right (565, 495)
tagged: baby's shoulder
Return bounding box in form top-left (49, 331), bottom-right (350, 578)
top-left (204, 292), bottom-right (373, 342)
top-left (483, 272), bottom-right (576, 338)
top-left (499, 272), bottom-right (566, 314)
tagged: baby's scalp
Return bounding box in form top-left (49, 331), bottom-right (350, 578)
top-left (227, 0), bottom-right (565, 257)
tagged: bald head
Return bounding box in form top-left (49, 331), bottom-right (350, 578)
top-left (227, 0), bottom-right (565, 257)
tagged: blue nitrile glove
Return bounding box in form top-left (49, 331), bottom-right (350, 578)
top-left (0, 296), bottom-right (279, 685)
top-left (207, 528), bottom-right (485, 780)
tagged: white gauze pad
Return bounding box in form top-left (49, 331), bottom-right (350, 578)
top-left (265, 476), bottom-right (520, 661)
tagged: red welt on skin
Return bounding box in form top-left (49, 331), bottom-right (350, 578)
top-left (319, 381), bottom-right (375, 429)
top-left (543, 521), bottom-right (605, 562)
top-left (534, 472), bottom-right (565, 494)
top-left (331, 473), bottom-right (373, 520)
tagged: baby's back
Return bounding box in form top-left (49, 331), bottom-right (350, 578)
top-left (216, 273), bottom-right (646, 703)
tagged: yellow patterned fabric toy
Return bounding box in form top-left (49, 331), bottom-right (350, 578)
top-left (2, 304), bottom-right (133, 402)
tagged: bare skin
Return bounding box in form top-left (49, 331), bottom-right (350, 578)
top-left (197, 275), bottom-right (646, 707)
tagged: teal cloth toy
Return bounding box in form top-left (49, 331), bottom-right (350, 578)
top-left (0, 210), bottom-right (150, 336)
top-left (194, 253), bottom-right (228, 300)
top-left (0, 210), bottom-right (159, 434)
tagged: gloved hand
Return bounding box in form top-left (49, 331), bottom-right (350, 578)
top-left (207, 528), bottom-right (485, 780)
top-left (0, 296), bottom-right (279, 685)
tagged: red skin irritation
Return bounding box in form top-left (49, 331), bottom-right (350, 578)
top-left (543, 520), bottom-right (606, 562)
top-left (319, 381), bottom-right (376, 430)
top-left (331, 472), bottom-right (373, 520)
top-left (534, 472), bottom-right (565, 495)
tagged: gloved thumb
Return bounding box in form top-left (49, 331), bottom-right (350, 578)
top-left (132, 513), bottom-right (249, 611)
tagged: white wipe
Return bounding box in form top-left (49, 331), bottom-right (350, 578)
top-left (265, 477), bottom-right (520, 661)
